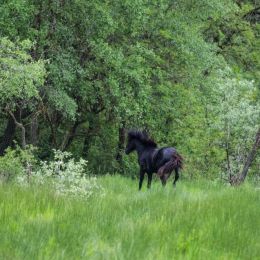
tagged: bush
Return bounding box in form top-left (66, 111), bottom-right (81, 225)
top-left (0, 146), bottom-right (35, 182)
top-left (17, 150), bottom-right (103, 198)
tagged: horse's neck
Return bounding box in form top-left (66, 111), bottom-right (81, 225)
top-left (135, 140), bottom-right (156, 158)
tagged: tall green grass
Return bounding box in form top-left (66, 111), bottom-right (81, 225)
top-left (0, 176), bottom-right (259, 259)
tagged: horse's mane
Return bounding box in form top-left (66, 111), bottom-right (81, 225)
top-left (128, 130), bottom-right (157, 148)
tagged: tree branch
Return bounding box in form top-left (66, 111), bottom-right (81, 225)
top-left (7, 109), bottom-right (26, 149)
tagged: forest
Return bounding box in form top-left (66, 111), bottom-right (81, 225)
top-left (0, 0), bottom-right (260, 258)
top-left (0, 0), bottom-right (259, 182)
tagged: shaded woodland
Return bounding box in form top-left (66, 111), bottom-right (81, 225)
top-left (0, 0), bottom-right (259, 182)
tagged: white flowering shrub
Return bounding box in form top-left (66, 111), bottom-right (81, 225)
top-left (17, 150), bottom-right (103, 198)
top-left (210, 68), bottom-right (260, 179)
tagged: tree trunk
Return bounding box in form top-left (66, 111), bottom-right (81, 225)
top-left (30, 115), bottom-right (38, 145)
top-left (225, 119), bottom-right (232, 181)
top-left (226, 141), bottom-right (232, 181)
top-left (82, 124), bottom-right (95, 159)
top-left (0, 115), bottom-right (17, 155)
top-left (235, 128), bottom-right (260, 184)
top-left (8, 110), bottom-right (26, 149)
top-left (60, 120), bottom-right (83, 151)
top-left (45, 110), bottom-right (58, 148)
top-left (230, 128), bottom-right (260, 185)
top-left (115, 126), bottom-right (126, 169)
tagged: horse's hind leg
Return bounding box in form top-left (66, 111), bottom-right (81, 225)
top-left (160, 172), bottom-right (171, 187)
top-left (160, 175), bottom-right (166, 186)
top-left (173, 168), bottom-right (179, 187)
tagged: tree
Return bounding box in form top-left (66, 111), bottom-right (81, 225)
top-left (207, 68), bottom-right (260, 181)
top-left (0, 38), bottom-right (46, 152)
top-left (232, 128), bottom-right (260, 185)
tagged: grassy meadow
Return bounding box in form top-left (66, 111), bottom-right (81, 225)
top-left (0, 175), bottom-right (259, 259)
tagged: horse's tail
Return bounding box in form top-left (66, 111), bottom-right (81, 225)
top-left (158, 152), bottom-right (183, 177)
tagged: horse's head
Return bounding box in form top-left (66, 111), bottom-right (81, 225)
top-left (125, 133), bottom-right (136, 154)
top-left (125, 130), bottom-right (157, 154)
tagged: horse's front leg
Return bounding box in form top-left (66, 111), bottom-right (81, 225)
top-left (147, 173), bottom-right (153, 189)
top-left (139, 169), bottom-right (145, 190)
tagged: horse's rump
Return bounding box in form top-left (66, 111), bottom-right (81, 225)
top-left (157, 152), bottom-right (183, 177)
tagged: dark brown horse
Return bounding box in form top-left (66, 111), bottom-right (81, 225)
top-left (125, 130), bottom-right (183, 190)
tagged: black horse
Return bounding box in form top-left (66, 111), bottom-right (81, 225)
top-left (125, 130), bottom-right (183, 190)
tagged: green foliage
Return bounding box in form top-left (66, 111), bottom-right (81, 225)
top-left (0, 37), bottom-right (46, 110)
top-left (0, 145), bottom-right (36, 182)
top-left (0, 148), bottom-right (23, 181)
top-left (0, 0), bottom-right (259, 180)
top-left (0, 176), bottom-right (259, 259)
